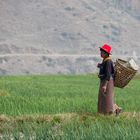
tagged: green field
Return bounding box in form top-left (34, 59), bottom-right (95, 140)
top-left (0, 74), bottom-right (140, 139)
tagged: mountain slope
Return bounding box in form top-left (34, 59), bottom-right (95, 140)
top-left (0, 0), bottom-right (139, 74)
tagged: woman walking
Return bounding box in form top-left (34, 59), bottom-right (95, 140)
top-left (97, 44), bottom-right (121, 115)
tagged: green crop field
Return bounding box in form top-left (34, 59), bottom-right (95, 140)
top-left (0, 74), bottom-right (140, 139)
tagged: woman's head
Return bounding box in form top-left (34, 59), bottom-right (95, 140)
top-left (100, 49), bottom-right (109, 58)
top-left (100, 44), bottom-right (112, 58)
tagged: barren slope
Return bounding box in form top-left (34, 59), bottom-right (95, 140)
top-left (0, 0), bottom-right (139, 74)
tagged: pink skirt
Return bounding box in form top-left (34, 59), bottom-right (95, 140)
top-left (98, 79), bottom-right (114, 114)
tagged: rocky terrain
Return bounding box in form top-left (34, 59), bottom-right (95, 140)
top-left (0, 0), bottom-right (140, 75)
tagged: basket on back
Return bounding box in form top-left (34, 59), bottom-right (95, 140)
top-left (114, 59), bottom-right (138, 88)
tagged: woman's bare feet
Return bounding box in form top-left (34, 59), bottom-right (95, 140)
top-left (115, 108), bottom-right (122, 116)
top-left (113, 104), bottom-right (122, 116)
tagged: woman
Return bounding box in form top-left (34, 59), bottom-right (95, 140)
top-left (97, 44), bottom-right (122, 115)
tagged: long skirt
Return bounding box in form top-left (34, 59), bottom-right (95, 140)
top-left (98, 79), bottom-right (114, 114)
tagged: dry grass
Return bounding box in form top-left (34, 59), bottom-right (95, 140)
top-left (0, 90), bottom-right (10, 97)
top-left (0, 112), bottom-right (139, 124)
top-left (0, 113), bottom-right (78, 124)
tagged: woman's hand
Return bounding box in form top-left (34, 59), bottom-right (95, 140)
top-left (102, 80), bottom-right (108, 93)
top-left (102, 86), bottom-right (107, 93)
top-left (97, 63), bottom-right (101, 68)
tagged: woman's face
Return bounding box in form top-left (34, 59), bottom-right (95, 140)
top-left (100, 50), bottom-right (107, 58)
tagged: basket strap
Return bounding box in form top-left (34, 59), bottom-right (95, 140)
top-left (103, 57), bottom-right (110, 62)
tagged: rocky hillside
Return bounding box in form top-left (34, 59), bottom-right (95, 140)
top-left (0, 0), bottom-right (140, 75)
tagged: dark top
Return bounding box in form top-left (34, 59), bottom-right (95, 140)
top-left (99, 59), bottom-right (114, 81)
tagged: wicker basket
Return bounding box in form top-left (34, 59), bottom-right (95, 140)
top-left (114, 59), bottom-right (137, 88)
